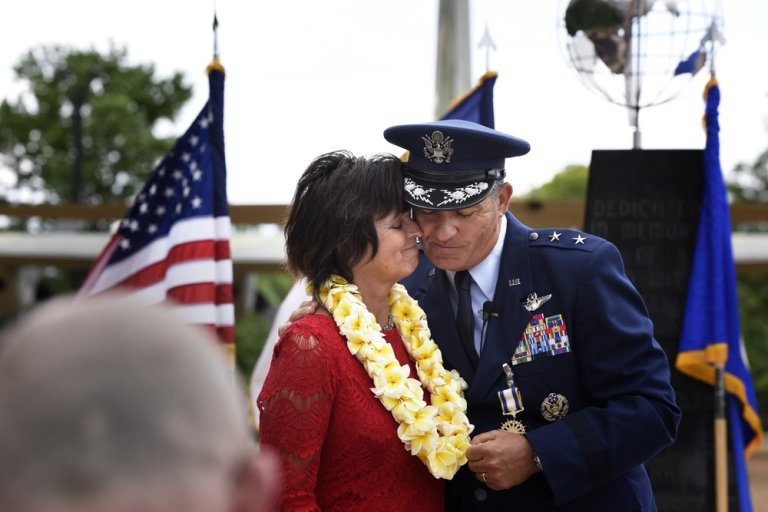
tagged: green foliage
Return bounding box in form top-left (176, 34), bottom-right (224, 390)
top-left (235, 310), bottom-right (272, 384)
top-left (728, 148), bottom-right (768, 205)
top-left (737, 274), bottom-right (768, 429)
top-left (728, 144), bottom-right (768, 425)
top-left (257, 270), bottom-right (295, 308)
top-left (521, 164), bottom-right (589, 201)
top-left (726, 125), bottom-right (768, 427)
top-left (235, 272), bottom-right (295, 382)
top-left (0, 44), bottom-right (192, 204)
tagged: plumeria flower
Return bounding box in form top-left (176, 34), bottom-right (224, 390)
top-left (313, 274), bottom-right (473, 480)
top-left (407, 430), bottom-right (439, 458)
top-left (449, 369), bottom-right (469, 390)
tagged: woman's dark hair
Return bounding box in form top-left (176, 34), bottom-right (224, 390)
top-left (284, 150), bottom-right (407, 293)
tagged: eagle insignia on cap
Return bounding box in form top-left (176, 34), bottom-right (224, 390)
top-left (422, 130), bottom-right (453, 164)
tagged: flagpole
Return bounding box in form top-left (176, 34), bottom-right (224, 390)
top-left (677, 38), bottom-right (762, 509)
top-left (477, 22), bottom-right (496, 73)
top-left (705, 27), bottom-right (728, 502)
top-left (208, 13), bottom-right (224, 73)
top-left (707, 45), bottom-right (728, 506)
top-left (206, 12), bottom-right (236, 378)
top-left (714, 358), bottom-right (728, 512)
top-left (435, 0), bottom-right (471, 118)
top-left (213, 13), bottom-right (219, 60)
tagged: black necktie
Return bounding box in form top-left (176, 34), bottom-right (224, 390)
top-left (454, 270), bottom-right (479, 367)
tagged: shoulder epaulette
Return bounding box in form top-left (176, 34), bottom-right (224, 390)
top-left (527, 228), bottom-right (604, 252)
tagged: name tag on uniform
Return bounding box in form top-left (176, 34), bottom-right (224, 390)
top-left (511, 313), bottom-right (571, 366)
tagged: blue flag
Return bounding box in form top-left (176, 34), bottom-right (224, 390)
top-left (676, 77), bottom-right (763, 511)
top-left (397, 71), bottom-right (498, 163)
top-left (674, 49), bottom-right (705, 76)
top-left (440, 71), bottom-right (497, 128)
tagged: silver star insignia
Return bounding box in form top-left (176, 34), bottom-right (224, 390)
top-left (573, 234), bottom-right (586, 245)
top-left (549, 231), bottom-right (561, 242)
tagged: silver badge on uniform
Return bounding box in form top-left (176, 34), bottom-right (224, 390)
top-left (541, 392), bottom-right (569, 421)
top-left (522, 292), bottom-right (552, 312)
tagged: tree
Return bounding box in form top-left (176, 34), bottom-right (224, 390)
top-left (0, 44), bottom-right (192, 205)
top-left (729, 149), bottom-right (768, 205)
top-left (736, 274), bottom-right (768, 428)
top-left (519, 164), bottom-right (588, 201)
top-left (726, 111), bottom-right (768, 427)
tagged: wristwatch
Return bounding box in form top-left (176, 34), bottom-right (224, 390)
top-left (533, 453), bottom-right (544, 472)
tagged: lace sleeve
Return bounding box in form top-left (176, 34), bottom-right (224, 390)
top-left (257, 322), bottom-right (335, 512)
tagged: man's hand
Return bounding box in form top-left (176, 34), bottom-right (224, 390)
top-left (466, 429), bottom-right (540, 490)
top-left (277, 300), bottom-right (320, 337)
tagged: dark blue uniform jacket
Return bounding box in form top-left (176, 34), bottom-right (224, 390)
top-left (401, 212), bottom-right (681, 511)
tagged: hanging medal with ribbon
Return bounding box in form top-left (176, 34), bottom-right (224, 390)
top-left (498, 363), bottom-right (526, 434)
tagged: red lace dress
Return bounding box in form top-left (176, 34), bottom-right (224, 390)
top-left (257, 314), bottom-right (444, 512)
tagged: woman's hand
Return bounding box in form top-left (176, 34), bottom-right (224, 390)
top-left (277, 300), bottom-right (321, 337)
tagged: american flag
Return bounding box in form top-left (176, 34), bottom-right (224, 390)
top-left (79, 63), bottom-right (234, 346)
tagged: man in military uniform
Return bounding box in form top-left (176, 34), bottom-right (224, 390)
top-left (384, 119), bottom-right (681, 511)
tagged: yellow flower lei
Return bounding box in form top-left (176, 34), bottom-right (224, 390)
top-left (311, 274), bottom-right (474, 479)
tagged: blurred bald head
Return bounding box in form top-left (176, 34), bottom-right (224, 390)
top-left (0, 294), bottom-right (276, 512)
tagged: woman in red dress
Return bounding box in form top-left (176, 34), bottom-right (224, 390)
top-left (257, 151), bottom-right (472, 511)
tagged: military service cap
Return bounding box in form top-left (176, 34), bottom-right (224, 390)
top-left (383, 119), bottom-right (530, 210)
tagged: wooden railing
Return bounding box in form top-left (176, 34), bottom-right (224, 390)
top-left (0, 201), bottom-right (765, 273)
top-left (0, 201), bottom-right (765, 318)
top-left (3, 200), bottom-right (765, 228)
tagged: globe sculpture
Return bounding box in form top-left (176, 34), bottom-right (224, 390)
top-left (558, 0), bottom-right (724, 147)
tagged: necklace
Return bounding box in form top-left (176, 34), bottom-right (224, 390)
top-left (382, 313), bottom-right (395, 330)
top-left (312, 274), bottom-right (473, 479)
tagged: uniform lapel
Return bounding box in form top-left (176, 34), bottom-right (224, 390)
top-left (468, 213), bottom-right (535, 401)
top-left (420, 270), bottom-right (476, 384)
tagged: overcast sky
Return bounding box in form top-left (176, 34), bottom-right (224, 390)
top-left (2, 0), bottom-right (766, 204)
